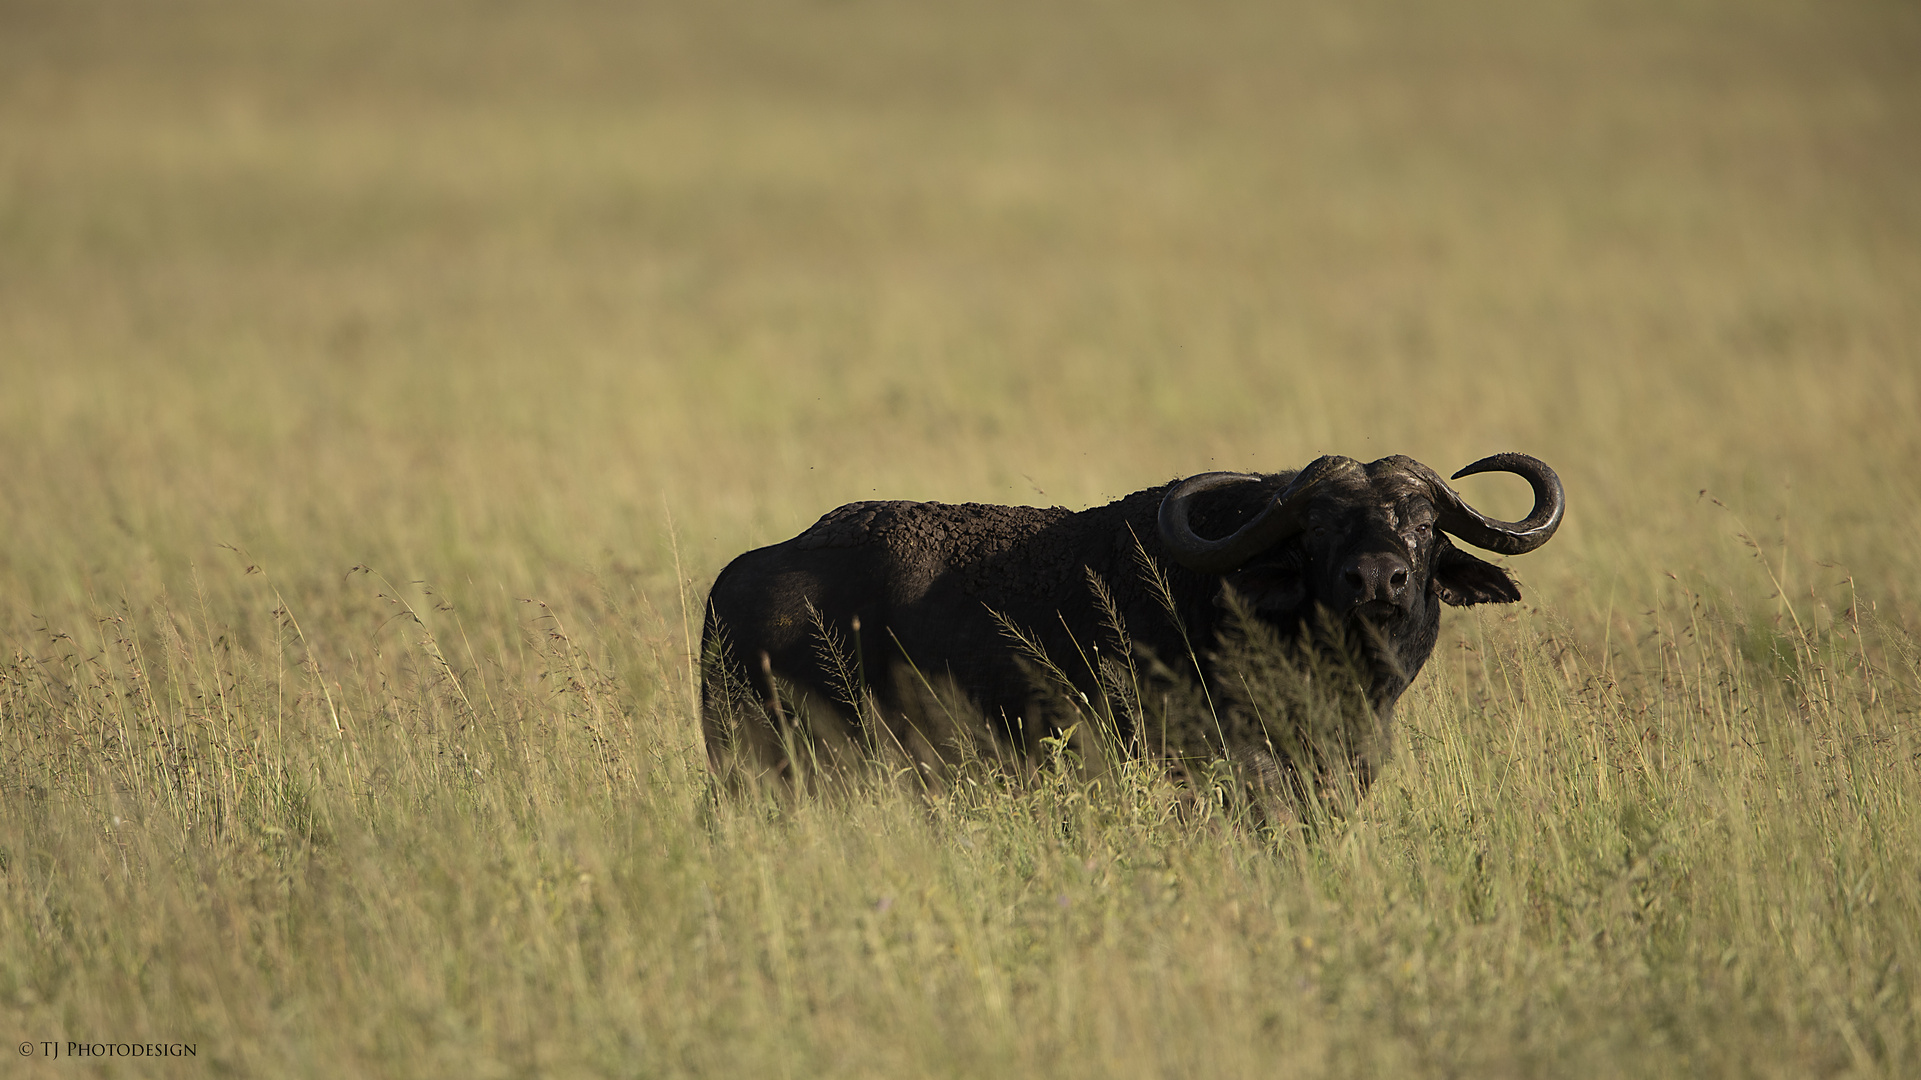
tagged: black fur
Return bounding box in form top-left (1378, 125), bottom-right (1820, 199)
top-left (701, 458), bottom-right (1537, 789)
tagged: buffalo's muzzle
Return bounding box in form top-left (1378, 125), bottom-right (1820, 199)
top-left (1341, 551), bottom-right (1412, 610)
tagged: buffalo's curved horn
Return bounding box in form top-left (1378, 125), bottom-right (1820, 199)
top-left (1157, 455), bottom-right (1354, 573)
top-left (1404, 452), bottom-right (1564, 555)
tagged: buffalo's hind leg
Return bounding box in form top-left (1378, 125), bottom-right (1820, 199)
top-left (698, 621), bottom-right (790, 785)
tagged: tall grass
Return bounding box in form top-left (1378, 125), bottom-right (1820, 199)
top-left (3, 0), bottom-right (1919, 1075)
top-left (5, 554), bottom-right (1916, 1076)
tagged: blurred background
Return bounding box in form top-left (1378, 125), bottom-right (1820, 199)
top-left (5, 7), bottom-right (1920, 1073)
top-left (2, 0), bottom-right (1917, 634)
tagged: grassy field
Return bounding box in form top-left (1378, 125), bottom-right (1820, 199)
top-left (3, 0), bottom-right (1920, 1075)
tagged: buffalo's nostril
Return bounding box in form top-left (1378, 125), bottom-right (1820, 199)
top-left (1390, 569), bottom-right (1408, 589)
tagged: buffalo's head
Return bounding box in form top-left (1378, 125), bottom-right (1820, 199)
top-left (1158, 453), bottom-right (1562, 681)
top-left (1154, 452), bottom-right (1563, 795)
top-left (1158, 453), bottom-right (1561, 618)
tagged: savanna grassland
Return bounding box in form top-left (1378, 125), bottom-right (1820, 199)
top-left (3, 0), bottom-right (1920, 1076)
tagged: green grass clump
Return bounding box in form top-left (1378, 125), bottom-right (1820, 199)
top-left (3, 0), bottom-right (1920, 1075)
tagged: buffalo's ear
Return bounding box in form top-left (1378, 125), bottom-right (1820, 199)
top-left (1432, 540), bottom-right (1522, 606)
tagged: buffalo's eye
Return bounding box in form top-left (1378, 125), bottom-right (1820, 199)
top-left (1311, 526), bottom-right (1328, 539)
top-left (1413, 522), bottom-right (1431, 536)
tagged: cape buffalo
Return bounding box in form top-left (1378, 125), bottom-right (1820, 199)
top-left (700, 452), bottom-right (1563, 795)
